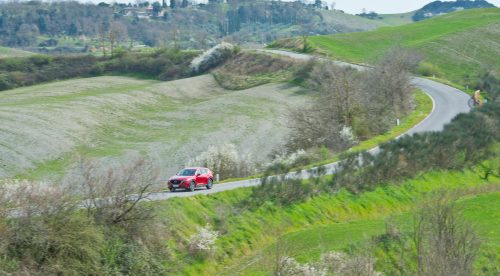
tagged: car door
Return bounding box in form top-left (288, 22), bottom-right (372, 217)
top-left (195, 169), bottom-right (207, 185)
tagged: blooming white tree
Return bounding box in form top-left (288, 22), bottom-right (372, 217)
top-left (188, 224), bottom-right (219, 255)
top-left (190, 42), bottom-right (237, 74)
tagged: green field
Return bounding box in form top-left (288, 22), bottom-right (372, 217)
top-left (273, 9), bottom-right (500, 87)
top-left (0, 46), bottom-right (32, 58)
top-left (0, 75), bottom-right (308, 182)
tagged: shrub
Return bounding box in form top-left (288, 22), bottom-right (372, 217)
top-left (369, 194), bottom-right (481, 275)
top-left (0, 180), bottom-right (104, 274)
top-left (276, 256), bottom-right (323, 276)
top-left (190, 42), bottom-right (236, 74)
top-left (188, 224), bottom-right (219, 257)
top-left (275, 252), bottom-right (381, 276)
top-left (417, 61), bottom-right (443, 77)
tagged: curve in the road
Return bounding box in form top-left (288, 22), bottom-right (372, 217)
top-left (146, 50), bottom-right (471, 202)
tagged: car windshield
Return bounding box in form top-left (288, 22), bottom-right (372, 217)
top-left (177, 169), bottom-right (197, 176)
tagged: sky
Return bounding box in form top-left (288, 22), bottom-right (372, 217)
top-left (321, 0), bottom-right (500, 14)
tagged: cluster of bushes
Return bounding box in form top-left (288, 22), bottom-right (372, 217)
top-left (0, 158), bottom-right (170, 274)
top-left (249, 100), bottom-right (500, 208)
top-left (286, 47), bottom-right (420, 153)
top-left (212, 51), bottom-right (302, 90)
top-left (334, 102), bottom-right (500, 193)
top-left (0, 48), bottom-right (199, 91)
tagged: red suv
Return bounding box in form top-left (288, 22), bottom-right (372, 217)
top-left (168, 167), bottom-right (214, 192)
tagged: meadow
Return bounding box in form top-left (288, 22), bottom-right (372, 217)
top-left (272, 9), bottom-right (500, 88)
top-left (0, 75), bottom-right (308, 183)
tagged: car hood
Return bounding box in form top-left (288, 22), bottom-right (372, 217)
top-left (169, 176), bottom-right (193, 181)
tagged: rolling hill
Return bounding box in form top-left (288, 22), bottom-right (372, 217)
top-left (271, 8), bottom-right (500, 87)
top-left (0, 74), bottom-right (308, 182)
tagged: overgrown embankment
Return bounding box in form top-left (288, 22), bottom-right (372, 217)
top-left (213, 51), bottom-right (303, 90)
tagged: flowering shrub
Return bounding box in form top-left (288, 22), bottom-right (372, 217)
top-left (277, 257), bottom-right (325, 276)
top-left (190, 42), bottom-right (237, 74)
top-left (276, 252), bottom-right (381, 276)
top-left (188, 224), bottom-right (219, 256)
top-left (188, 143), bottom-right (256, 179)
top-left (339, 126), bottom-right (358, 148)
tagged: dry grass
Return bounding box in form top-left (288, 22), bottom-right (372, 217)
top-left (0, 75), bottom-right (309, 185)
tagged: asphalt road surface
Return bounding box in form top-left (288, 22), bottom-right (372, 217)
top-left (146, 50), bottom-right (471, 202)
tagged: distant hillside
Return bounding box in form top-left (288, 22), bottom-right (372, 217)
top-left (356, 11), bottom-right (416, 26)
top-left (0, 46), bottom-right (32, 58)
top-left (356, 0), bottom-right (495, 25)
top-left (413, 0), bottom-right (496, 21)
top-left (271, 9), bottom-right (500, 87)
top-left (0, 1), bottom-right (381, 52)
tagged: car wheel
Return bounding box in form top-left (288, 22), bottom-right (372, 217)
top-left (189, 180), bottom-right (196, 192)
top-left (207, 179), bottom-right (213, 189)
top-left (169, 187), bottom-right (175, 192)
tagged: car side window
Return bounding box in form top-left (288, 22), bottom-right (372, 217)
top-left (202, 169), bottom-right (208, 174)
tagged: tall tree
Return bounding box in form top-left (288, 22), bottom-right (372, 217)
top-left (170, 0), bottom-right (177, 9)
top-left (181, 0), bottom-right (188, 8)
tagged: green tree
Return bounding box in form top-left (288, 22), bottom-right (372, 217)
top-left (170, 0), bottom-right (177, 9)
top-left (181, 0), bottom-right (189, 8)
top-left (68, 23), bottom-right (78, 35)
top-left (152, 1), bottom-right (162, 16)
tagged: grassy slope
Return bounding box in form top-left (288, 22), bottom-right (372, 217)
top-left (236, 191), bottom-right (500, 275)
top-left (150, 165), bottom-right (499, 274)
top-left (0, 75), bottom-right (308, 181)
top-left (302, 9), bottom-right (500, 86)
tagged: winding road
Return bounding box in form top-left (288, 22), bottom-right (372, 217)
top-left (146, 50), bottom-right (471, 202)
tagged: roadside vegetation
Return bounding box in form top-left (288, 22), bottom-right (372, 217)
top-left (270, 9), bottom-right (500, 92)
top-left (285, 47), bottom-right (420, 154)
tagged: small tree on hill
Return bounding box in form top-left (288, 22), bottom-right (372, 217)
top-left (170, 0), bottom-right (177, 9)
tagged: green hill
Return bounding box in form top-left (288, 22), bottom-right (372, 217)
top-left (271, 9), bottom-right (500, 87)
top-left (0, 74), bottom-right (308, 182)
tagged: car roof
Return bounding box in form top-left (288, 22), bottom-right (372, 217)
top-left (181, 167), bottom-right (206, 170)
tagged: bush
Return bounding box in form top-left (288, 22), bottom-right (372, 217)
top-left (275, 252), bottom-right (381, 276)
top-left (417, 61), bottom-right (443, 77)
top-left (0, 180), bottom-right (104, 274)
top-left (188, 224), bottom-right (219, 257)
